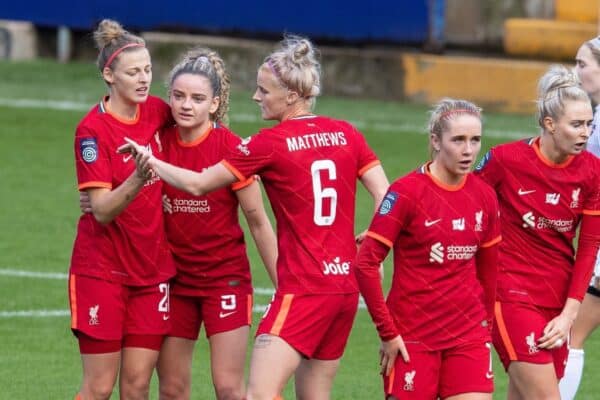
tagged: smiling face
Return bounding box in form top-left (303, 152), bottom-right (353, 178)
top-left (169, 73), bottom-right (219, 134)
top-left (575, 44), bottom-right (600, 102)
top-left (430, 114), bottom-right (482, 184)
top-left (102, 47), bottom-right (152, 105)
top-left (543, 99), bottom-right (593, 161)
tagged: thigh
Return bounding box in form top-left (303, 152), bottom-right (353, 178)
top-left (209, 325), bottom-right (250, 389)
top-left (125, 282), bottom-right (171, 337)
top-left (69, 274), bottom-right (126, 341)
top-left (439, 341), bottom-right (494, 399)
top-left (156, 336), bottom-right (196, 384)
top-left (119, 347), bottom-right (160, 393)
top-left (80, 351), bottom-right (121, 393)
top-left (247, 334), bottom-right (302, 399)
top-left (295, 358), bottom-right (341, 400)
top-left (203, 289), bottom-right (252, 338)
top-left (384, 343), bottom-right (440, 400)
top-left (507, 361), bottom-right (560, 399)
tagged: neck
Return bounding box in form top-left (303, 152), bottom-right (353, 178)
top-left (106, 92), bottom-right (138, 120)
top-left (178, 120), bottom-right (212, 143)
top-left (429, 160), bottom-right (464, 186)
top-left (539, 134), bottom-right (568, 164)
top-left (280, 102), bottom-right (312, 122)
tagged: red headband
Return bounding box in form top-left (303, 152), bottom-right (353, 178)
top-left (104, 43), bottom-right (145, 69)
top-left (266, 58), bottom-right (285, 85)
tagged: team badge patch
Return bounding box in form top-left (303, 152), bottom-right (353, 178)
top-left (80, 137), bottom-right (98, 163)
top-left (378, 191), bottom-right (398, 215)
top-left (475, 150), bottom-right (491, 171)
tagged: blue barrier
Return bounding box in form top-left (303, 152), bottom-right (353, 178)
top-left (0, 1), bottom-right (429, 43)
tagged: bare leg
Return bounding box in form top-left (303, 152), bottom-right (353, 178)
top-left (246, 334), bottom-right (302, 400)
top-left (79, 352), bottom-right (120, 400)
top-left (157, 336), bottom-right (196, 400)
top-left (119, 347), bottom-right (160, 400)
top-left (507, 361), bottom-right (560, 400)
top-left (209, 326), bottom-right (249, 400)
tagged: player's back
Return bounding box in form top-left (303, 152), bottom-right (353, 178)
top-left (227, 115), bottom-right (379, 294)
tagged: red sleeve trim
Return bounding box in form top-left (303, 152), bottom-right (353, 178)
top-left (231, 175), bottom-right (256, 191)
top-left (221, 160), bottom-right (247, 182)
top-left (481, 235), bottom-right (502, 249)
top-left (366, 231), bottom-right (393, 248)
top-left (358, 160), bottom-right (381, 177)
top-left (583, 209), bottom-right (600, 216)
top-left (78, 181), bottom-right (112, 190)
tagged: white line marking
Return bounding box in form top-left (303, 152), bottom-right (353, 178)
top-left (0, 268), bottom-right (68, 279)
top-left (0, 97), bottom-right (531, 139)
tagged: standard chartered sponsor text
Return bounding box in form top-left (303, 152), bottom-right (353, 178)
top-left (172, 198), bottom-right (211, 213)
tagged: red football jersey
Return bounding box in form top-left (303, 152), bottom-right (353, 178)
top-left (70, 96), bottom-right (176, 286)
top-left (222, 115), bottom-right (380, 294)
top-left (161, 123), bottom-right (252, 294)
top-left (365, 165), bottom-right (501, 350)
top-left (476, 137), bottom-right (600, 308)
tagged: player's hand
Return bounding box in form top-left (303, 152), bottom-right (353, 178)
top-left (118, 138), bottom-right (155, 180)
top-left (380, 335), bottom-right (409, 376)
top-left (79, 191), bottom-right (92, 214)
top-left (538, 313), bottom-right (571, 349)
top-left (355, 230), bottom-right (367, 246)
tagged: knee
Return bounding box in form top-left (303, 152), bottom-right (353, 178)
top-left (120, 374), bottom-right (151, 399)
top-left (214, 385), bottom-right (243, 400)
top-left (159, 376), bottom-right (188, 400)
top-left (81, 381), bottom-right (114, 400)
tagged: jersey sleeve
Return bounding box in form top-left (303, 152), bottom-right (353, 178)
top-left (74, 125), bottom-right (112, 190)
top-left (366, 182), bottom-right (411, 248)
top-left (583, 157), bottom-right (600, 215)
top-left (221, 131), bottom-right (274, 182)
top-left (474, 147), bottom-right (503, 189)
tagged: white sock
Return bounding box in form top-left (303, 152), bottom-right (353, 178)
top-left (559, 348), bottom-right (585, 400)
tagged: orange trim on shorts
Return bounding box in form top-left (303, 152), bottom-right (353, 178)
top-left (494, 301), bottom-right (518, 360)
top-left (221, 160), bottom-right (247, 182)
top-left (366, 231), bottom-right (393, 248)
top-left (74, 394), bottom-right (82, 400)
top-left (247, 294), bottom-right (253, 325)
top-left (70, 275), bottom-right (78, 329)
top-left (583, 209), bottom-right (600, 216)
top-left (481, 235), bottom-right (502, 248)
top-left (387, 366), bottom-right (396, 394)
top-left (270, 294), bottom-right (294, 336)
top-left (273, 396), bottom-right (283, 400)
top-left (78, 181), bottom-right (112, 190)
top-left (358, 160), bottom-right (381, 177)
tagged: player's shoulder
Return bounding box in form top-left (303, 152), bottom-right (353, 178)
top-left (76, 102), bottom-right (108, 135)
top-left (390, 166), bottom-right (427, 193)
top-left (467, 173), bottom-right (498, 200)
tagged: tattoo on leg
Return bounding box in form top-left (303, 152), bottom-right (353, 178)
top-left (255, 335), bottom-right (272, 349)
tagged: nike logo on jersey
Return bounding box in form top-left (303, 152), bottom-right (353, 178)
top-left (123, 154), bottom-right (132, 163)
top-left (424, 219), bottom-right (442, 227)
top-left (486, 372), bottom-right (494, 379)
top-left (518, 188), bottom-right (536, 195)
top-left (162, 314), bottom-right (169, 321)
top-left (219, 311), bottom-right (237, 318)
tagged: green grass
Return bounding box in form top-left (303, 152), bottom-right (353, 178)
top-left (1, 59), bottom-right (599, 399)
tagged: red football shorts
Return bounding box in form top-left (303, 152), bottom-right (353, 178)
top-left (492, 301), bottom-right (568, 378)
top-left (168, 285), bottom-right (252, 339)
top-left (256, 292), bottom-right (358, 360)
top-left (69, 274), bottom-right (170, 346)
top-left (384, 340), bottom-right (494, 399)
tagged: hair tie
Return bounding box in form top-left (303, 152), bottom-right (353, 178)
top-left (104, 43), bottom-right (145, 69)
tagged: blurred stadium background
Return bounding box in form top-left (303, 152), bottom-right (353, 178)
top-left (1, 0), bottom-right (600, 398)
